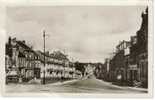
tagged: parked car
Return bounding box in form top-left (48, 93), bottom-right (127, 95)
top-left (6, 70), bottom-right (19, 84)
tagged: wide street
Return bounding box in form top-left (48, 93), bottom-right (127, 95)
top-left (5, 78), bottom-right (147, 93)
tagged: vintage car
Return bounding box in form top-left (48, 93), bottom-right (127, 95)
top-left (6, 70), bottom-right (19, 84)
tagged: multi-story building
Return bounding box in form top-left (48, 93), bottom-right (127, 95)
top-left (127, 36), bottom-right (139, 86)
top-left (16, 40), bottom-right (39, 81)
top-left (35, 50), bottom-right (82, 83)
top-left (128, 8), bottom-right (148, 88)
top-left (107, 8), bottom-right (148, 88)
top-left (5, 37), bottom-right (40, 83)
top-left (109, 40), bottom-right (131, 85)
top-left (137, 8), bottom-right (148, 88)
top-left (5, 37), bottom-right (82, 83)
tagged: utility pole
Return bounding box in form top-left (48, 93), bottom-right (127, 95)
top-left (43, 30), bottom-right (46, 85)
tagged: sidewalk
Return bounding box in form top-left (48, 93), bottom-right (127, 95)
top-left (127, 86), bottom-right (148, 92)
top-left (102, 80), bottom-right (147, 92)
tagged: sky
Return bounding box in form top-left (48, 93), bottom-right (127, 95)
top-left (6, 6), bottom-right (147, 63)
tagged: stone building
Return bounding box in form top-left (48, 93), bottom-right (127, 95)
top-left (108, 40), bottom-right (131, 85)
top-left (137, 8), bottom-right (148, 88)
top-left (35, 50), bottom-right (82, 83)
top-left (5, 37), bottom-right (40, 82)
top-left (129, 8), bottom-right (148, 88)
top-left (5, 37), bottom-right (82, 83)
top-left (99, 7), bottom-right (148, 88)
top-left (107, 7), bottom-right (148, 88)
top-left (128, 36), bottom-right (139, 86)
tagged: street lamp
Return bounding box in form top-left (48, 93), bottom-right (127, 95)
top-left (42, 30), bottom-right (46, 85)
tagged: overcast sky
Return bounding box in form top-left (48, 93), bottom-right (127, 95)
top-left (6, 6), bottom-right (146, 63)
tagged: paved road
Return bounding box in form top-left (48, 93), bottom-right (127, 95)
top-left (5, 78), bottom-right (147, 93)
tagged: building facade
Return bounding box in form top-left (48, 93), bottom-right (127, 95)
top-left (5, 37), bottom-right (82, 84)
top-left (5, 37), bottom-right (41, 83)
top-left (36, 50), bottom-right (82, 83)
top-left (127, 8), bottom-right (148, 88)
top-left (103, 8), bottom-right (148, 88)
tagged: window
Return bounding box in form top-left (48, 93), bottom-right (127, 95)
top-left (50, 71), bottom-right (53, 74)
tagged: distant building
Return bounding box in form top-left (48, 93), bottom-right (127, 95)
top-left (74, 62), bottom-right (86, 76)
top-left (84, 63), bottom-right (95, 77)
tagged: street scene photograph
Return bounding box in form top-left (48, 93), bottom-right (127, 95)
top-left (4, 5), bottom-right (149, 94)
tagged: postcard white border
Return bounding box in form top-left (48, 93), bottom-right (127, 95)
top-left (0, 0), bottom-right (153, 98)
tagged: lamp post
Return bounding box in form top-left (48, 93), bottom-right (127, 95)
top-left (43, 30), bottom-right (46, 85)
